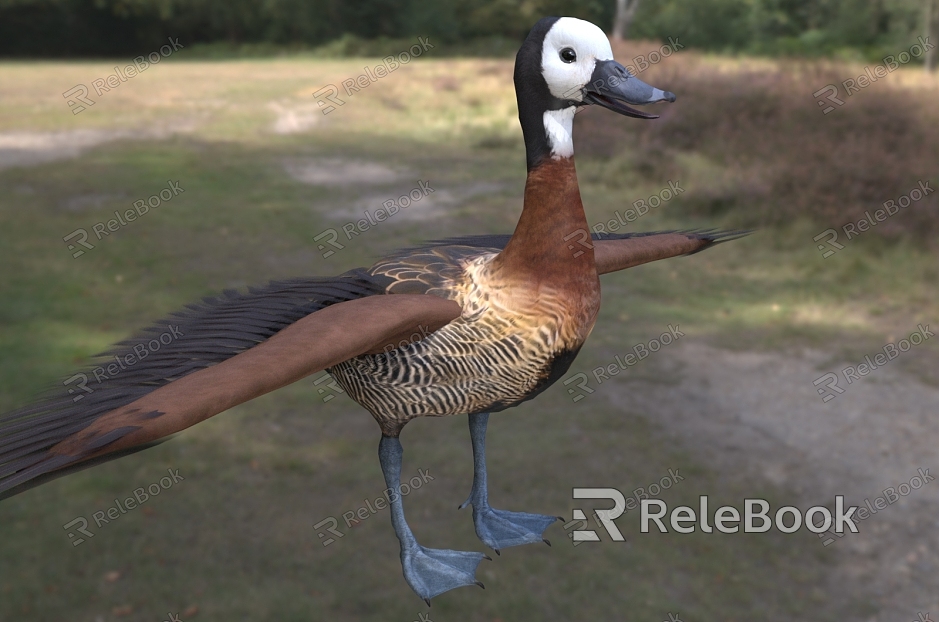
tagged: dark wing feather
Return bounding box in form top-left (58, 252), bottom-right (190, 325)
top-left (0, 269), bottom-right (394, 499)
top-left (0, 293), bottom-right (460, 500)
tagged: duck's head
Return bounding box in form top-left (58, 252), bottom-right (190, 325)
top-left (515, 16), bottom-right (676, 170)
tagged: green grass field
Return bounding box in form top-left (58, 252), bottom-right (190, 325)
top-left (1, 46), bottom-right (937, 621)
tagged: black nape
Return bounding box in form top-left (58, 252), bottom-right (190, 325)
top-left (513, 16), bottom-right (577, 171)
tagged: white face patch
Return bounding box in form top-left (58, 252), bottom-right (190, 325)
top-left (543, 107), bottom-right (575, 159)
top-left (540, 17), bottom-right (614, 103)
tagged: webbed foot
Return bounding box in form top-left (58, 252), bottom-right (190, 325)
top-left (464, 502), bottom-right (560, 551)
top-left (401, 544), bottom-right (489, 604)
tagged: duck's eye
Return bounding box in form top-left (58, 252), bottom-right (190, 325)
top-left (559, 48), bottom-right (577, 63)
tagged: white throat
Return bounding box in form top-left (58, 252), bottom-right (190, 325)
top-left (543, 107), bottom-right (575, 159)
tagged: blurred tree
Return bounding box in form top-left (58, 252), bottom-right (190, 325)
top-left (629, 0), bottom-right (928, 57)
top-left (630, 0), bottom-right (752, 51)
top-left (612, 0), bottom-right (640, 40)
top-left (0, 0), bottom-right (931, 58)
top-left (926, 0), bottom-right (937, 70)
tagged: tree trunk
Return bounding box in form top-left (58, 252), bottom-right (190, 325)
top-left (612, 0), bottom-right (641, 41)
top-left (927, 0), bottom-right (937, 72)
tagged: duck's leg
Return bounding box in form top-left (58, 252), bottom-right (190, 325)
top-left (378, 435), bottom-right (488, 605)
top-left (459, 413), bottom-right (560, 553)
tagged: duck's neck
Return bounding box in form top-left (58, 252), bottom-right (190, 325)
top-left (496, 107), bottom-right (596, 281)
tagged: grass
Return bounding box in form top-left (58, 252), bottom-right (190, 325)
top-left (0, 42), bottom-right (937, 621)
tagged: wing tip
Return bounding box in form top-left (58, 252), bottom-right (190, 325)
top-left (0, 437), bottom-right (173, 502)
top-left (681, 228), bottom-right (754, 255)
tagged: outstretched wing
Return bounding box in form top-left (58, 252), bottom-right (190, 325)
top-left (0, 269), bottom-right (459, 499)
top-left (590, 229), bottom-right (748, 273)
top-left (406, 229), bottom-right (749, 274)
top-left (1, 228), bottom-right (747, 499)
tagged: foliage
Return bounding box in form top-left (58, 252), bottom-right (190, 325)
top-left (0, 0), bottom-right (613, 56)
top-left (630, 0), bottom-right (928, 59)
top-left (0, 0), bottom-right (932, 58)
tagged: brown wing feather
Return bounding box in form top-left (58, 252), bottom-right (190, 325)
top-left (394, 229), bottom-right (749, 277)
top-left (593, 231), bottom-right (748, 274)
top-left (7, 295), bottom-right (459, 492)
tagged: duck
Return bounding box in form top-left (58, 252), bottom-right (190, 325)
top-left (0, 16), bottom-right (744, 604)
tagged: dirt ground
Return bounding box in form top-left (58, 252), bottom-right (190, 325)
top-left (0, 122), bottom-right (198, 170)
top-left (615, 340), bottom-right (939, 620)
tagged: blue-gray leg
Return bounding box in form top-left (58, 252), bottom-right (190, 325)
top-left (459, 413), bottom-right (561, 553)
top-left (379, 435), bottom-right (488, 605)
